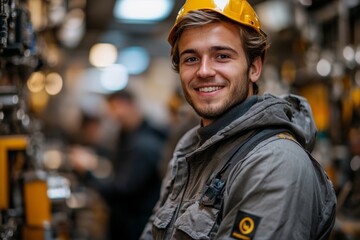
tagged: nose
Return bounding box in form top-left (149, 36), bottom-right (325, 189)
top-left (196, 56), bottom-right (216, 78)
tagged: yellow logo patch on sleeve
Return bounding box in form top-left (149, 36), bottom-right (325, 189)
top-left (230, 210), bottom-right (261, 240)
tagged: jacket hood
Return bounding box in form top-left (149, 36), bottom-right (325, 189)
top-left (226, 93), bottom-right (317, 152)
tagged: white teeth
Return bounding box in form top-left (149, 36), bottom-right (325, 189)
top-left (198, 86), bottom-right (221, 92)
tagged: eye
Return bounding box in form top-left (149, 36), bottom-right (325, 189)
top-left (217, 54), bottom-right (230, 60)
top-left (184, 56), bottom-right (198, 63)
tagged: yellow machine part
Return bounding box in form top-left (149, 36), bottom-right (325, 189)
top-left (23, 178), bottom-right (52, 227)
top-left (23, 226), bottom-right (48, 240)
top-left (0, 135), bottom-right (27, 210)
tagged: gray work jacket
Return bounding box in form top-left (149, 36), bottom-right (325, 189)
top-left (141, 94), bottom-right (336, 240)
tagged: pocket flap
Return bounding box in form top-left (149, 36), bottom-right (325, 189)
top-left (153, 201), bottom-right (177, 229)
top-left (175, 201), bottom-right (219, 240)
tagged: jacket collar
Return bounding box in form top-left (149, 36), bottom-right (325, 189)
top-left (197, 96), bottom-right (258, 145)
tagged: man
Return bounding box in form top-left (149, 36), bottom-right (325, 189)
top-left (70, 89), bottom-right (166, 240)
top-left (141, 0), bottom-right (336, 239)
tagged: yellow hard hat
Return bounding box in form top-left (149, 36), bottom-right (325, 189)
top-left (168, 0), bottom-right (266, 46)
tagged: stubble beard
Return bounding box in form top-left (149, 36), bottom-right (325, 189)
top-left (182, 79), bottom-right (250, 122)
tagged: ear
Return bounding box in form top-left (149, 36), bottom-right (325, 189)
top-left (249, 57), bottom-right (263, 83)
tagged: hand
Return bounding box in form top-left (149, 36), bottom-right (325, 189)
top-left (68, 145), bottom-right (98, 174)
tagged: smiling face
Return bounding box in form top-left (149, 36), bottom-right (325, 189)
top-left (178, 21), bottom-right (262, 126)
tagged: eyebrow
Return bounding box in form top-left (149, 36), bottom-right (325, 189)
top-left (179, 46), bottom-right (238, 58)
top-left (179, 48), bottom-right (197, 58)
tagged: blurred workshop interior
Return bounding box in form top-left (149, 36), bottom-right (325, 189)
top-left (0, 0), bottom-right (360, 239)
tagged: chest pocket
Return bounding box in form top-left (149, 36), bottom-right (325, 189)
top-left (152, 200), bottom-right (177, 239)
top-left (153, 185), bottom-right (221, 240)
top-left (154, 202), bottom-right (176, 228)
top-left (152, 200), bottom-right (220, 240)
top-left (173, 201), bottom-right (220, 240)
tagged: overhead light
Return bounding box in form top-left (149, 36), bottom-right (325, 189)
top-left (80, 65), bottom-right (128, 94)
top-left (117, 46), bottom-right (150, 75)
top-left (343, 45), bottom-right (355, 62)
top-left (255, 1), bottom-right (293, 32)
top-left (89, 43), bottom-right (118, 68)
top-left (57, 8), bottom-right (85, 48)
top-left (113, 0), bottom-right (174, 22)
top-left (27, 71), bottom-right (45, 93)
top-left (100, 64), bottom-right (128, 92)
top-left (48, 0), bottom-right (67, 27)
top-left (28, 0), bottom-right (46, 31)
top-left (45, 72), bottom-right (63, 96)
top-left (316, 58), bottom-right (331, 77)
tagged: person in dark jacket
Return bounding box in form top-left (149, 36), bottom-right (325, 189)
top-left (70, 89), bottom-right (166, 240)
top-left (140, 0), bottom-right (337, 239)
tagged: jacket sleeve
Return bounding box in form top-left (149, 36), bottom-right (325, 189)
top-left (215, 137), bottom-right (317, 240)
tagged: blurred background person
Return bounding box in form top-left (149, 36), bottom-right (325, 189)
top-left (75, 112), bottom-right (113, 161)
top-left (69, 89), bottom-right (167, 240)
top-left (159, 88), bottom-right (199, 178)
top-left (67, 111), bottom-right (113, 239)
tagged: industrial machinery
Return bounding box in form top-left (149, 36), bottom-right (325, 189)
top-left (0, 1), bottom-right (71, 239)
